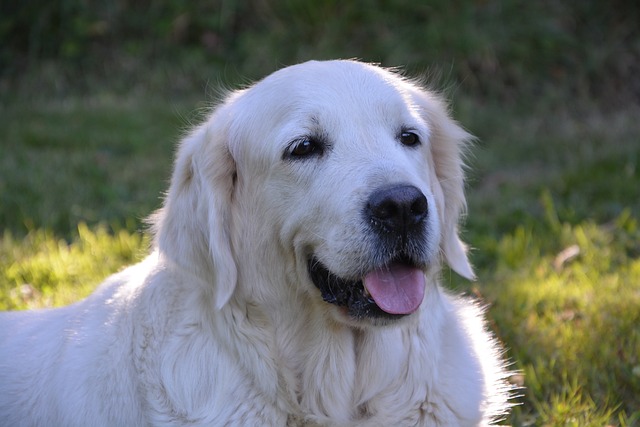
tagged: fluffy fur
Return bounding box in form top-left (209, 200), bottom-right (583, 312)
top-left (0, 60), bottom-right (513, 426)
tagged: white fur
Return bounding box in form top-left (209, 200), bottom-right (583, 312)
top-left (0, 60), bottom-right (513, 426)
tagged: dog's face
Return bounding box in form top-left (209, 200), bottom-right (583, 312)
top-left (158, 60), bottom-right (474, 327)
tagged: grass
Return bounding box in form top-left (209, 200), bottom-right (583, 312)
top-left (486, 215), bottom-right (640, 425)
top-left (0, 223), bottom-right (148, 310)
top-left (1, 1), bottom-right (639, 422)
top-left (0, 96), bottom-right (200, 235)
top-left (1, 92), bottom-right (638, 425)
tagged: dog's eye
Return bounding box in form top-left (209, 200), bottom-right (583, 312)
top-left (287, 138), bottom-right (323, 159)
top-left (399, 131), bottom-right (420, 147)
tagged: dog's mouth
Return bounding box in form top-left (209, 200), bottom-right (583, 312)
top-left (308, 256), bottom-right (425, 320)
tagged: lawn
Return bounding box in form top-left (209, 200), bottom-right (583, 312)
top-left (1, 92), bottom-right (638, 425)
top-left (1, 0), bottom-right (639, 424)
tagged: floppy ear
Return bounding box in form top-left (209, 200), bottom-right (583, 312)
top-left (152, 105), bottom-right (238, 308)
top-left (408, 85), bottom-right (476, 280)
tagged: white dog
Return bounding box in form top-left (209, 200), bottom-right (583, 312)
top-left (0, 60), bottom-right (513, 426)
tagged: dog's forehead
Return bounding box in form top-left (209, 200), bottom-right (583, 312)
top-left (237, 61), bottom-right (415, 124)
top-left (227, 60), bottom-right (426, 165)
top-left (264, 60), bottom-right (410, 108)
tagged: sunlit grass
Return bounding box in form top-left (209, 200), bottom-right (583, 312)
top-left (1, 97), bottom-right (638, 425)
top-left (483, 211), bottom-right (640, 425)
top-left (0, 223), bottom-right (148, 310)
top-left (2, 213), bottom-right (637, 425)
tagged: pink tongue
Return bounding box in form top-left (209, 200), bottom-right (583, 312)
top-left (363, 264), bottom-right (425, 314)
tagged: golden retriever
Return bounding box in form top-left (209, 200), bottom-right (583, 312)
top-left (0, 60), bottom-right (513, 426)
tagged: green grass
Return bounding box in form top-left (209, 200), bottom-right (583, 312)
top-left (1, 94), bottom-right (638, 426)
top-left (0, 223), bottom-right (148, 310)
top-left (485, 215), bottom-right (640, 425)
top-left (0, 96), bottom-right (203, 235)
top-left (1, 1), bottom-right (639, 423)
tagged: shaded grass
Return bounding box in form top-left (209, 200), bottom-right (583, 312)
top-left (459, 104), bottom-right (640, 267)
top-left (4, 0), bottom-right (639, 106)
top-left (0, 97), bottom-right (204, 236)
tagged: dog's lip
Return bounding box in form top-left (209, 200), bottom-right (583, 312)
top-left (307, 255), bottom-right (424, 320)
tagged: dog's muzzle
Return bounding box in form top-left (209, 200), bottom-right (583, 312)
top-left (309, 184), bottom-right (430, 320)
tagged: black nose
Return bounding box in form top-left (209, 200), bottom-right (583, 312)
top-left (367, 184), bottom-right (428, 233)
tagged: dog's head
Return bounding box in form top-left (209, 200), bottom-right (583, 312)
top-left (154, 60), bottom-right (474, 326)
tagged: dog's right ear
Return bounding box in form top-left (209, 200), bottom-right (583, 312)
top-left (152, 104), bottom-right (238, 309)
top-left (405, 84), bottom-right (476, 281)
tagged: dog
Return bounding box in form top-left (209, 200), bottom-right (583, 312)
top-left (0, 60), bottom-right (513, 426)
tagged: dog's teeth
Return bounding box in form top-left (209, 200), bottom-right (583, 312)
top-left (363, 287), bottom-right (371, 297)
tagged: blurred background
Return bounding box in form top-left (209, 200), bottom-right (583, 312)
top-left (2, 0), bottom-right (639, 103)
top-left (1, 1), bottom-right (639, 425)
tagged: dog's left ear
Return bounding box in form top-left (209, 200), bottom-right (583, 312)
top-left (408, 85), bottom-right (476, 280)
top-left (152, 103), bottom-right (238, 308)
